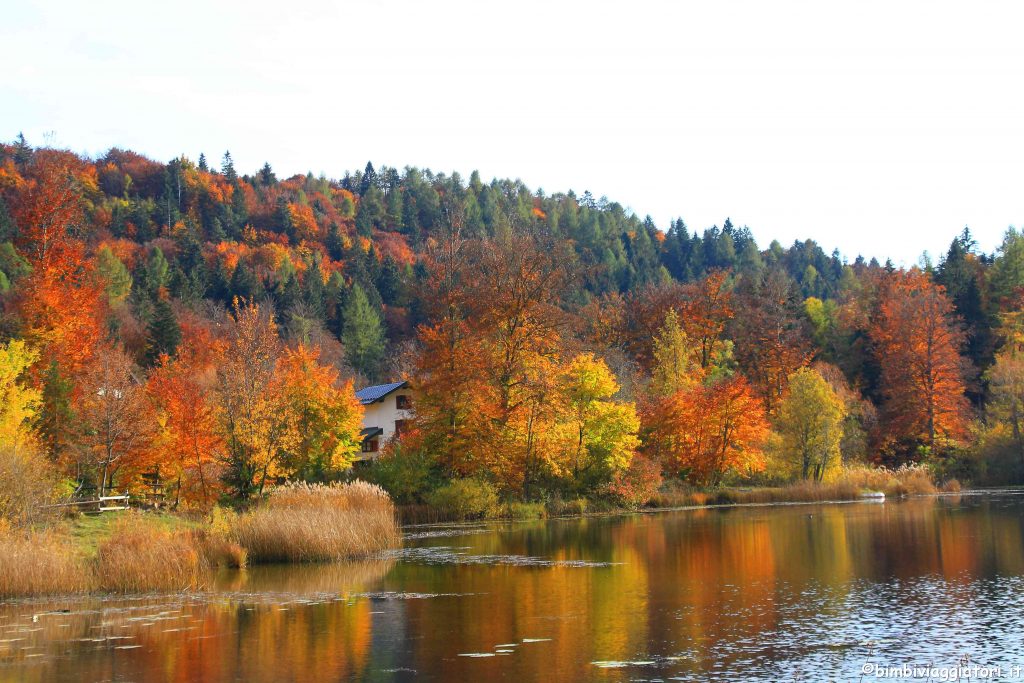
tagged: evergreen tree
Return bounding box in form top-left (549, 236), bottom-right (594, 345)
top-left (198, 153), bottom-right (208, 172)
top-left (13, 132), bottom-right (32, 166)
top-left (221, 151), bottom-right (237, 182)
top-left (341, 284), bottom-right (385, 377)
top-left (230, 262), bottom-right (263, 302)
top-left (303, 255), bottom-right (326, 318)
top-left (326, 223), bottom-right (345, 261)
top-left (258, 162), bottom-right (277, 186)
top-left (38, 361), bottom-right (75, 463)
top-left (359, 161), bottom-right (378, 196)
top-left (145, 298), bottom-right (182, 365)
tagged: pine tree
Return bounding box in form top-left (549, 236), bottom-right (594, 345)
top-left (326, 223), bottom-right (345, 261)
top-left (359, 161), bottom-right (378, 196)
top-left (198, 153), bottom-right (208, 172)
top-left (221, 151), bottom-right (237, 182)
top-left (258, 162), bottom-right (276, 186)
top-left (303, 255), bottom-right (326, 318)
top-left (230, 262), bottom-right (263, 302)
top-left (341, 284), bottom-right (385, 377)
top-left (145, 298), bottom-right (182, 365)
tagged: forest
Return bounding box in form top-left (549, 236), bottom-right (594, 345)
top-left (1, 133), bottom-right (1022, 514)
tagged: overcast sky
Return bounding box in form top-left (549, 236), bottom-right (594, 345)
top-left (2, 0), bottom-right (1022, 264)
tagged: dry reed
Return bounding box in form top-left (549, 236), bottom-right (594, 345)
top-left (0, 524), bottom-right (93, 597)
top-left (95, 516), bottom-right (211, 593)
top-left (231, 481), bottom-right (400, 563)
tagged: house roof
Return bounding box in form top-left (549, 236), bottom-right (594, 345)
top-left (355, 381), bottom-right (408, 405)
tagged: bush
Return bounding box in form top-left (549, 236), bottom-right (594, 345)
top-left (232, 481), bottom-right (400, 563)
top-left (501, 501), bottom-right (546, 520)
top-left (425, 478), bottom-right (499, 520)
top-left (607, 455), bottom-right (663, 509)
top-left (95, 516), bottom-right (211, 593)
top-left (360, 447), bottom-right (436, 504)
top-left (0, 444), bottom-right (60, 528)
top-left (547, 496), bottom-right (588, 516)
top-left (0, 523), bottom-right (92, 597)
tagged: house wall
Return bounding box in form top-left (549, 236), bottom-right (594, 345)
top-left (361, 390), bottom-right (415, 445)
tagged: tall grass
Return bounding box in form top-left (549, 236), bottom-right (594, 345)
top-left (0, 524), bottom-right (93, 597)
top-left (231, 481), bottom-right (400, 563)
top-left (95, 518), bottom-right (211, 593)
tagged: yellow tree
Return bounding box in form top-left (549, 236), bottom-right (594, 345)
top-left (986, 306), bottom-right (1024, 467)
top-left (217, 300), bottom-right (291, 498)
top-left (0, 340), bottom-right (41, 449)
top-left (276, 344), bottom-right (365, 481)
top-left (650, 310), bottom-right (700, 396)
top-left (557, 353), bottom-right (640, 484)
top-left (773, 367), bottom-right (847, 482)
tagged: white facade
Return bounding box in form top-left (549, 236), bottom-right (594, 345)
top-left (356, 382), bottom-right (415, 459)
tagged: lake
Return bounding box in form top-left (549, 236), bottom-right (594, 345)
top-left (2, 493), bottom-right (1024, 681)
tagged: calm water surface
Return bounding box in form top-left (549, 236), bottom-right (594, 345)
top-left (2, 494), bottom-right (1024, 682)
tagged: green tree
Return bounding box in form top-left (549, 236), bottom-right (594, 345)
top-left (341, 284), bottom-right (385, 377)
top-left (144, 299), bottom-right (182, 365)
top-left (96, 246), bottom-right (132, 307)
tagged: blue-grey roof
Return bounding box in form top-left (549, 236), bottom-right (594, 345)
top-left (355, 381), bottom-right (408, 405)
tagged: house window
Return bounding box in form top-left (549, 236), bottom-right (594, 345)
top-left (362, 439), bottom-right (379, 453)
top-left (396, 394), bottom-right (411, 410)
top-left (394, 419), bottom-right (409, 437)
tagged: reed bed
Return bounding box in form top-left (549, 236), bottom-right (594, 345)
top-left (0, 525), bottom-right (93, 597)
top-left (94, 517), bottom-right (211, 593)
top-left (231, 481), bottom-right (400, 563)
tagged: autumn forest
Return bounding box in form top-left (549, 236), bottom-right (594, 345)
top-left (1, 134), bottom-right (1022, 513)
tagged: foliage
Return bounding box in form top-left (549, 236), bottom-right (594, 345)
top-left (0, 339), bottom-right (41, 449)
top-left (360, 446), bottom-right (438, 505)
top-left (607, 453), bottom-right (663, 508)
top-left (870, 269), bottom-right (969, 451)
top-left (773, 367), bottom-right (847, 482)
top-left (425, 478), bottom-right (500, 520)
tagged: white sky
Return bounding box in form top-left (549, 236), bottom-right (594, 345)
top-left (2, 0), bottom-right (1022, 264)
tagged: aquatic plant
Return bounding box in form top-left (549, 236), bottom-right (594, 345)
top-left (231, 481), bottom-right (400, 563)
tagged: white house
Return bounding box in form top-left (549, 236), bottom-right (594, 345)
top-left (355, 381), bottom-right (415, 460)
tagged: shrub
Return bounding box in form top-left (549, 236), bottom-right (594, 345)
top-left (942, 478), bottom-right (962, 493)
top-left (0, 444), bottom-right (60, 528)
top-left (232, 481), bottom-right (400, 563)
top-left (95, 516), bottom-right (211, 593)
top-left (425, 478), bottom-right (499, 520)
top-left (547, 497), bottom-right (588, 517)
top-left (360, 447), bottom-right (437, 505)
top-left (501, 501), bottom-right (546, 520)
top-left (0, 523), bottom-right (92, 597)
top-left (607, 455), bottom-right (663, 509)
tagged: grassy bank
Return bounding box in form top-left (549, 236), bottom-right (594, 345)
top-left (398, 464), bottom-right (950, 524)
top-left (0, 481), bottom-right (399, 599)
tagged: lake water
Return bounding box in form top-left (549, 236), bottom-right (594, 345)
top-left (3, 493), bottom-right (1024, 681)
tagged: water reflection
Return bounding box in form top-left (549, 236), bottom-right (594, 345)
top-left (3, 495), bottom-right (1024, 681)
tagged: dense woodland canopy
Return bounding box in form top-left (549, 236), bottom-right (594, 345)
top-left (1, 134), bottom-right (1022, 507)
